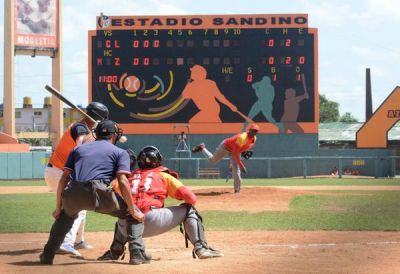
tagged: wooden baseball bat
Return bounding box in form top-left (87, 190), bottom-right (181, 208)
top-left (236, 110), bottom-right (254, 124)
top-left (44, 85), bottom-right (128, 143)
top-left (301, 73), bottom-right (308, 95)
top-left (45, 85), bottom-right (96, 123)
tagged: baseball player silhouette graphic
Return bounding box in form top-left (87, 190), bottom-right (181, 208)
top-left (182, 64), bottom-right (240, 123)
top-left (281, 87), bottom-right (309, 133)
top-left (243, 76), bottom-right (283, 132)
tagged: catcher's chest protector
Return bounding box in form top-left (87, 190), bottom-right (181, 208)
top-left (129, 169), bottom-right (169, 212)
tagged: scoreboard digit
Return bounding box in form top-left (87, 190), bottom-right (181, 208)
top-left (89, 14), bottom-right (318, 134)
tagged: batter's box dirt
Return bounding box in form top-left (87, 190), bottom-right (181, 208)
top-left (1, 231), bottom-right (400, 273)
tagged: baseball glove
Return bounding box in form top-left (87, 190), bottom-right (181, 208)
top-left (126, 148), bottom-right (137, 171)
top-left (241, 150), bottom-right (253, 160)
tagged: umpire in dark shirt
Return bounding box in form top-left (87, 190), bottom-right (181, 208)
top-left (40, 120), bottom-right (150, 265)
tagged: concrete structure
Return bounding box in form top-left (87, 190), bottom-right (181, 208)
top-left (0, 97), bottom-right (84, 138)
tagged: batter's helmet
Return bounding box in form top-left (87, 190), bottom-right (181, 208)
top-left (137, 146), bottom-right (163, 169)
top-left (86, 102), bottom-right (109, 121)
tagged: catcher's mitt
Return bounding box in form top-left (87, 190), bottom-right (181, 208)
top-left (126, 148), bottom-right (137, 171)
top-left (241, 150), bottom-right (253, 160)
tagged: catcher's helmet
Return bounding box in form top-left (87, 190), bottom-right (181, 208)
top-left (86, 102), bottom-right (109, 121)
top-left (137, 146), bottom-right (163, 169)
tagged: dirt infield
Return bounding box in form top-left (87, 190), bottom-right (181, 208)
top-left (1, 186), bottom-right (400, 273)
top-left (2, 231), bottom-right (400, 274)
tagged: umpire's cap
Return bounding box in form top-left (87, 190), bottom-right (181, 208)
top-left (94, 119), bottom-right (120, 140)
top-left (86, 102), bottom-right (109, 121)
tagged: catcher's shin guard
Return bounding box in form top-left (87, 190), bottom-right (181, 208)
top-left (180, 204), bottom-right (209, 258)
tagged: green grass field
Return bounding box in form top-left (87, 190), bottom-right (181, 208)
top-left (1, 189), bottom-right (400, 233)
top-left (1, 178), bottom-right (399, 187)
top-left (0, 180), bottom-right (46, 186)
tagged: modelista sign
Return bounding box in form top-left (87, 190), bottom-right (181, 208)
top-left (89, 14), bottom-right (318, 134)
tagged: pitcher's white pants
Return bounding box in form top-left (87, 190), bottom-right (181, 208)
top-left (202, 142), bottom-right (242, 192)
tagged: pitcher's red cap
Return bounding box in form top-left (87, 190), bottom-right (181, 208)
top-left (248, 124), bottom-right (260, 131)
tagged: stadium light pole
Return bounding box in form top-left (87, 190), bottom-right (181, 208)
top-left (3, 0), bottom-right (16, 136)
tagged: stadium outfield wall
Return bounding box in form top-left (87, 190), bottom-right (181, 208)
top-left (0, 134), bottom-right (395, 180)
top-left (123, 134), bottom-right (395, 179)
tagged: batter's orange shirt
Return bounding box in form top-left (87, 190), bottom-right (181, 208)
top-left (48, 123), bottom-right (89, 169)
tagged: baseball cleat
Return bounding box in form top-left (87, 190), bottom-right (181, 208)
top-left (39, 252), bottom-right (54, 265)
top-left (129, 249), bottom-right (152, 265)
top-left (58, 243), bottom-right (82, 256)
top-left (194, 247), bottom-right (224, 259)
top-left (97, 250), bottom-right (123, 261)
top-left (191, 143), bottom-right (205, 153)
top-left (75, 241), bottom-right (93, 250)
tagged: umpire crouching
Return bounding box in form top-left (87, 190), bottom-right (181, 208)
top-left (40, 120), bottom-right (150, 265)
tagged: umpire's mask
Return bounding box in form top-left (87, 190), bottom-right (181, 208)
top-left (94, 119), bottom-right (123, 143)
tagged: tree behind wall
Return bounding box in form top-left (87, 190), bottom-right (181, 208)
top-left (340, 112), bottom-right (359, 123)
top-left (319, 94), bottom-right (339, 122)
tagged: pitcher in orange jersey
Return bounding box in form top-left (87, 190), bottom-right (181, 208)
top-left (182, 64), bottom-right (238, 123)
top-left (192, 124), bottom-right (259, 193)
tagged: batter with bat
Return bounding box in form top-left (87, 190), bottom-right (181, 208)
top-left (44, 88), bottom-right (109, 256)
top-left (192, 124), bottom-right (259, 193)
top-left (44, 85), bottom-right (127, 143)
top-left (242, 75), bottom-right (283, 132)
top-left (280, 74), bottom-right (309, 133)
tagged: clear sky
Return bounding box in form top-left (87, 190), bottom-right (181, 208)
top-left (1, 0), bottom-right (399, 122)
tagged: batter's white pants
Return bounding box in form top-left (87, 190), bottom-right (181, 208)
top-left (44, 166), bottom-right (88, 246)
top-left (202, 142), bottom-right (242, 192)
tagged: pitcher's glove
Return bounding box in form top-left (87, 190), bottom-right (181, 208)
top-left (241, 150), bottom-right (253, 160)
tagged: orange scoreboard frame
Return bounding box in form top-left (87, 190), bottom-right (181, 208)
top-left (88, 14), bottom-right (318, 134)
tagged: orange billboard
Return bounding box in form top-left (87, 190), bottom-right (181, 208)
top-left (357, 86), bottom-right (400, 148)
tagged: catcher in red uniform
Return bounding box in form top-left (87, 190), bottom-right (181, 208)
top-left (98, 146), bottom-right (223, 261)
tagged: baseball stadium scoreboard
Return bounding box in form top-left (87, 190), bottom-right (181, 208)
top-left (89, 14), bottom-right (318, 134)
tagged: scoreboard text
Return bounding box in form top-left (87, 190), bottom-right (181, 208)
top-left (89, 14), bottom-right (318, 134)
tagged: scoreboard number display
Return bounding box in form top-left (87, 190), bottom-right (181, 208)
top-left (89, 14), bottom-right (318, 134)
